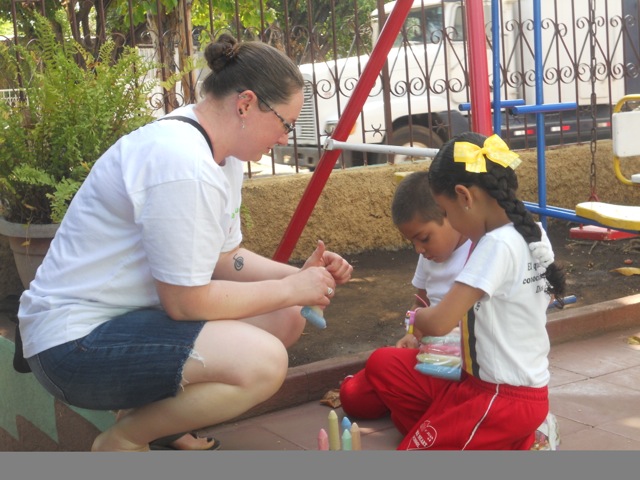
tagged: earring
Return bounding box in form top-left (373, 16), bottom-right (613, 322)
top-left (238, 109), bottom-right (245, 129)
top-left (464, 206), bottom-right (470, 211)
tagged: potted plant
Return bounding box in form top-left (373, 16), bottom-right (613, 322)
top-left (0, 11), bottom-right (159, 287)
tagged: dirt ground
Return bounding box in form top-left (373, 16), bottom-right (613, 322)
top-left (287, 217), bottom-right (640, 368)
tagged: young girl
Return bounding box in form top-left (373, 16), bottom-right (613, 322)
top-left (348, 132), bottom-right (565, 450)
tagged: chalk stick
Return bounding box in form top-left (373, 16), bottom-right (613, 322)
top-left (328, 409), bottom-right (340, 450)
top-left (318, 428), bottom-right (329, 450)
top-left (350, 423), bottom-right (361, 450)
top-left (414, 363), bottom-right (461, 381)
top-left (341, 416), bottom-right (351, 433)
top-left (301, 306), bottom-right (327, 329)
top-left (341, 429), bottom-right (352, 451)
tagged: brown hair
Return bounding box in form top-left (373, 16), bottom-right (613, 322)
top-left (392, 170), bottom-right (445, 226)
top-left (202, 33), bottom-right (304, 107)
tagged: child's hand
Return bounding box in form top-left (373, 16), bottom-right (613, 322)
top-left (396, 333), bottom-right (419, 349)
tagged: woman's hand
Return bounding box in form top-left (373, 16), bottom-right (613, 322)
top-left (285, 265), bottom-right (335, 307)
top-left (302, 240), bottom-right (353, 285)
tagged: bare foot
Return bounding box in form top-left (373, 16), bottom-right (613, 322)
top-left (91, 429), bottom-right (149, 452)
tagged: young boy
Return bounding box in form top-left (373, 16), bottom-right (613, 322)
top-left (339, 170), bottom-right (472, 417)
top-left (339, 169), bottom-right (559, 450)
top-left (391, 170), bottom-right (471, 349)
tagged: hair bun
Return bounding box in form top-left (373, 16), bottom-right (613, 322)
top-left (224, 43), bottom-right (240, 60)
top-left (205, 33), bottom-right (240, 73)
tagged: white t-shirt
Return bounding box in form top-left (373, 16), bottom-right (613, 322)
top-left (412, 239), bottom-right (473, 306)
top-left (456, 223), bottom-right (552, 388)
top-left (19, 105), bottom-right (244, 358)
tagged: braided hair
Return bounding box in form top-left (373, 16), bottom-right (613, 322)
top-left (428, 132), bottom-right (566, 302)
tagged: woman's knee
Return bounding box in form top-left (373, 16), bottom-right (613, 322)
top-left (252, 336), bottom-right (289, 383)
top-left (189, 322), bottom-right (288, 389)
top-left (236, 334), bottom-right (288, 401)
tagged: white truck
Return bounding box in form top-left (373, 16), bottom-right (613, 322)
top-left (273, 0), bottom-right (628, 169)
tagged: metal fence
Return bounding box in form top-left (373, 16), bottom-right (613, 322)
top-left (2, 0), bottom-right (639, 175)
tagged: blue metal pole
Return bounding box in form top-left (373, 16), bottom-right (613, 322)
top-left (459, 99), bottom-right (526, 111)
top-left (492, 0), bottom-right (501, 133)
top-left (512, 102), bottom-right (577, 114)
top-left (533, 0), bottom-right (548, 229)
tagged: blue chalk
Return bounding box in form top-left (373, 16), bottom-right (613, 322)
top-left (414, 363), bottom-right (462, 381)
top-left (301, 306), bottom-right (327, 329)
top-left (341, 416), bottom-right (351, 433)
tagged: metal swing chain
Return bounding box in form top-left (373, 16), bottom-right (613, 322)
top-left (588, 0), bottom-right (599, 201)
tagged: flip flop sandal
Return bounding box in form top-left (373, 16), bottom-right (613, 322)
top-left (150, 433), bottom-right (221, 451)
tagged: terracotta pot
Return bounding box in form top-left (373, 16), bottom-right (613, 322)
top-left (0, 217), bottom-right (59, 289)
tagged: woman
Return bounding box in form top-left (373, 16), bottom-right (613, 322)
top-left (18, 33), bottom-right (353, 452)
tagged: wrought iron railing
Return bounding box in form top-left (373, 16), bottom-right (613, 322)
top-left (2, 0), bottom-right (639, 174)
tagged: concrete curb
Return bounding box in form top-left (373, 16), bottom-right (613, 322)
top-left (233, 293), bottom-right (640, 422)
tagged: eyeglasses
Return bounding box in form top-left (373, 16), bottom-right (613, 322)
top-left (254, 93), bottom-right (296, 135)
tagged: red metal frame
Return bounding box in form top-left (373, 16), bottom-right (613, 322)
top-left (464, 0), bottom-right (492, 135)
top-left (273, 0), bottom-right (491, 262)
top-left (272, 0), bottom-right (414, 262)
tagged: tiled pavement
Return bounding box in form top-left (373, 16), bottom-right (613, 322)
top-left (202, 324), bottom-right (640, 451)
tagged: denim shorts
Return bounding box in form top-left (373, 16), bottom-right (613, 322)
top-left (27, 308), bottom-right (206, 411)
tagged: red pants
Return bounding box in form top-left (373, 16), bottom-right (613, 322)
top-left (339, 347), bottom-right (548, 450)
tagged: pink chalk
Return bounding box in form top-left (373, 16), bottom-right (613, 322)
top-left (318, 428), bottom-right (329, 450)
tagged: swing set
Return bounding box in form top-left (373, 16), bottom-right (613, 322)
top-left (571, 94), bottom-right (640, 237)
top-left (273, 0), bottom-right (640, 263)
top-left (503, 0), bottom-right (640, 240)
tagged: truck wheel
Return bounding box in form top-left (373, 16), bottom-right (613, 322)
top-left (374, 125), bottom-right (444, 165)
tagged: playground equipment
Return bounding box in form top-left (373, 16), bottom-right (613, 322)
top-left (273, 0), bottom-right (639, 263)
top-left (272, 0), bottom-right (415, 262)
top-left (461, 0), bottom-right (640, 238)
top-left (610, 94), bottom-right (640, 187)
top-left (573, 94), bottom-right (640, 234)
top-left (494, 0), bottom-right (639, 239)
top-left (273, 0), bottom-right (492, 262)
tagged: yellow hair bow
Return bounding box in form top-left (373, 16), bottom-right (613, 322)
top-left (453, 134), bottom-right (521, 173)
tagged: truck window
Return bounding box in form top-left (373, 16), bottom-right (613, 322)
top-left (452, 4), bottom-right (493, 42)
top-left (394, 5), bottom-right (444, 47)
top-left (453, 5), bottom-right (465, 41)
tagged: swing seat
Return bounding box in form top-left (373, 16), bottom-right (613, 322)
top-left (570, 95), bottom-right (640, 240)
top-left (611, 96), bottom-right (640, 186)
top-left (575, 201), bottom-right (640, 232)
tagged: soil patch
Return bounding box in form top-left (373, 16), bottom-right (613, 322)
top-left (287, 218), bottom-right (640, 367)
